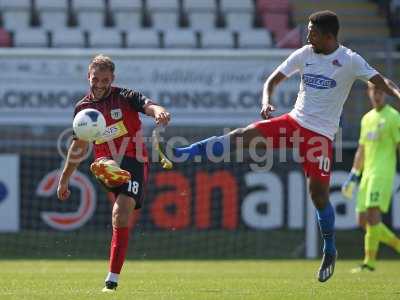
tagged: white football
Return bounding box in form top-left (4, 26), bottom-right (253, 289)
top-left (73, 108), bottom-right (106, 142)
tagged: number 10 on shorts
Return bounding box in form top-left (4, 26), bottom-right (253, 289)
top-left (317, 156), bottom-right (330, 173)
top-left (127, 180), bottom-right (139, 194)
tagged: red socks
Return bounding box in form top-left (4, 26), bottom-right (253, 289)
top-left (109, 227), bottom-right (129, 274)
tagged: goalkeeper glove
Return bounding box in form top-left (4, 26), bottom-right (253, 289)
top-left (341, 168), bottom-right (361, 200)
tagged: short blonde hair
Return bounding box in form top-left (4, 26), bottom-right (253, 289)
top-left (88, 54), bottom-right (115, 73)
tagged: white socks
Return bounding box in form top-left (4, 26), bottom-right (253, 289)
top-left (105, 272), bottom-right (119, 283)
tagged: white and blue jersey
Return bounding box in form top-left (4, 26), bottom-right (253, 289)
top-left (276, 45), bottom-right (378, 140)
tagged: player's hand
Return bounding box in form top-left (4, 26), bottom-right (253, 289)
top-left (260, 104), bottom-right (276, 119)
top-left (341, 169), bottom-right (361, 200)
top-left (155, 110), bottom-right (171, 126)
top-left (57, 179), bottom-right (71, 201)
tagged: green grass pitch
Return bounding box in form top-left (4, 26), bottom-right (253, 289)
top-left (1, 260), bottom-right (400, 299)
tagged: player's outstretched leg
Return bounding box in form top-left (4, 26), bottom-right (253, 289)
top-left (351, 221), bottom-right (400, 273)
top-left (90, 158), bottom-right (131, 187)
top-left (376, 222), bottom-right (400, 254)
top-left (173, 135), bottom-right (230, 159)
top-left (172, 125), bottom-right (263, 161)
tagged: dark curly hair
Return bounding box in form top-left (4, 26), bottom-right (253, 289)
top-left (309, 10), bottom-right (339, 38)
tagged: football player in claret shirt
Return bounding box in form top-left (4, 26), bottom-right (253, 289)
top-left (167, 11), bottom-right (400, 282)
top-left (56, 54), bottom-right (170, 293)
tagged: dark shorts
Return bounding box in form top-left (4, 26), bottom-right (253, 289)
top-left (100, 156), bottom-right (149, 209)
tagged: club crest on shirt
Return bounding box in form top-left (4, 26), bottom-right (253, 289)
top-left (111, 108), bottom-right (122, 120)
top-left (367, 131), bottom-right (378, 140)
top-left (332, 59), bottom-right (342, 67)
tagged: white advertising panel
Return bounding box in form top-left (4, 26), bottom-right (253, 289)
top-left (0, 49), bottom-right (299, 126)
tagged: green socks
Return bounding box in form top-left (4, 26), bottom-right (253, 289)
top-left (376, 223), bottom-right (400, 253)
top-left (364, 224), bottom-right (380, 268)
top-left (363, 222), bottom-right (400, 268)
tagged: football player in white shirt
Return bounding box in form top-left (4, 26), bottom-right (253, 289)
top-left (168, 10), bottom-right (400, 282)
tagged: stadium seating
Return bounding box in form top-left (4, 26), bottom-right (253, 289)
top-left (0, 0), bottom-right (31, 10)
top-left (201, 30), bottom-right (234, 48)
top-left (184, 0), bottom-right (216, 12)
top-left (36, 0), bottom-right (71, 29)
top-left (189, 11), bottom-right (216, 30)
top-left (220, 0), bottom-right (254, 12)
top-left (14, 28), bottom-right (48, 47)
top-left (151, 11), bottom-right (179, 30)
top-left (109, 0), bottom-right (142, 11)
top-left (256, 0), bottom-right (291, 13)
top-left (0, 0), bottom-right (284, 49)
top-left (163, 29), bottom-right (197, 48)
top-left (0, 28), bottom-right (11, 47)
top-left (77, 11), bottom-right (106, 30)
top-left (89, 29), bottom-right (123, 48)
top-left (262, 12), bottom-right (290, 41)
top-left (51, 28), bottom-right (86, 48)
top-left (126, 29), bottom-right (160, 48)
top-left (238, 29), bottom-right (273, 48)
top-left (40, 11), bottom-right (68, 30)
top-left (35, 0), bottom-right (68, 11)
top-left (3, 11), bottom-right (32, 30)
top-left (225, 12), bottom-right (254, 30)
top-left (114, 11), bottom-right (143, 30)
top-left (147, 0), bottom-right (179, 11)
top-left (72, 0), bottom-right (105, 11)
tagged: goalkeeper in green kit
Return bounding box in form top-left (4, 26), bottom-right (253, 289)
top-left (342, 82), bottom-right (400, 272)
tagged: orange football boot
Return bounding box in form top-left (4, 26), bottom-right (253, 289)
top-left (90, 158), bottom-right (131, 188)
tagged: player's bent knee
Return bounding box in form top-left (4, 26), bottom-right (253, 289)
top-left (231, 127), bottom-right (246, 139)
top-left (231, 125), bottom-right (264, 148)
top-left (366, 207), bottom-right (381, 223)
top-left (112, 209), bottom-right (130, 228)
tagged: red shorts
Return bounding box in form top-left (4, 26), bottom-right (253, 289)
top-left (252, 114), bottom-right (333, 183)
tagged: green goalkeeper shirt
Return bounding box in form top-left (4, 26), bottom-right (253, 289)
top-left (359, 104), bottom-right (400, 179)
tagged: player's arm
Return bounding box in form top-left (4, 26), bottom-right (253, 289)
top-left (144, 103), bottom-right (171, 126)
top-left (341, 145), bottom-right (364, 199)
top-left (369, 74), bottom-right (400, 100)
top-left (123, 88), bottom-right (171, 126)
top-left (57, 139), bottom-right (89, 201)
top-left (261, 71), bottom-right (288, 119)
top-left (352, 144), bottom-right (364, 171)
top-left (145, 103), bottom-right (173, 169)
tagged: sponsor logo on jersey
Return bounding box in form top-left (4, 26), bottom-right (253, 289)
top-left (302, 73), bottom-right (337, 89)
top-left (95, 120), bottom-right (128, 144)
top-left (111, 108), bottom-right (123, 120)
